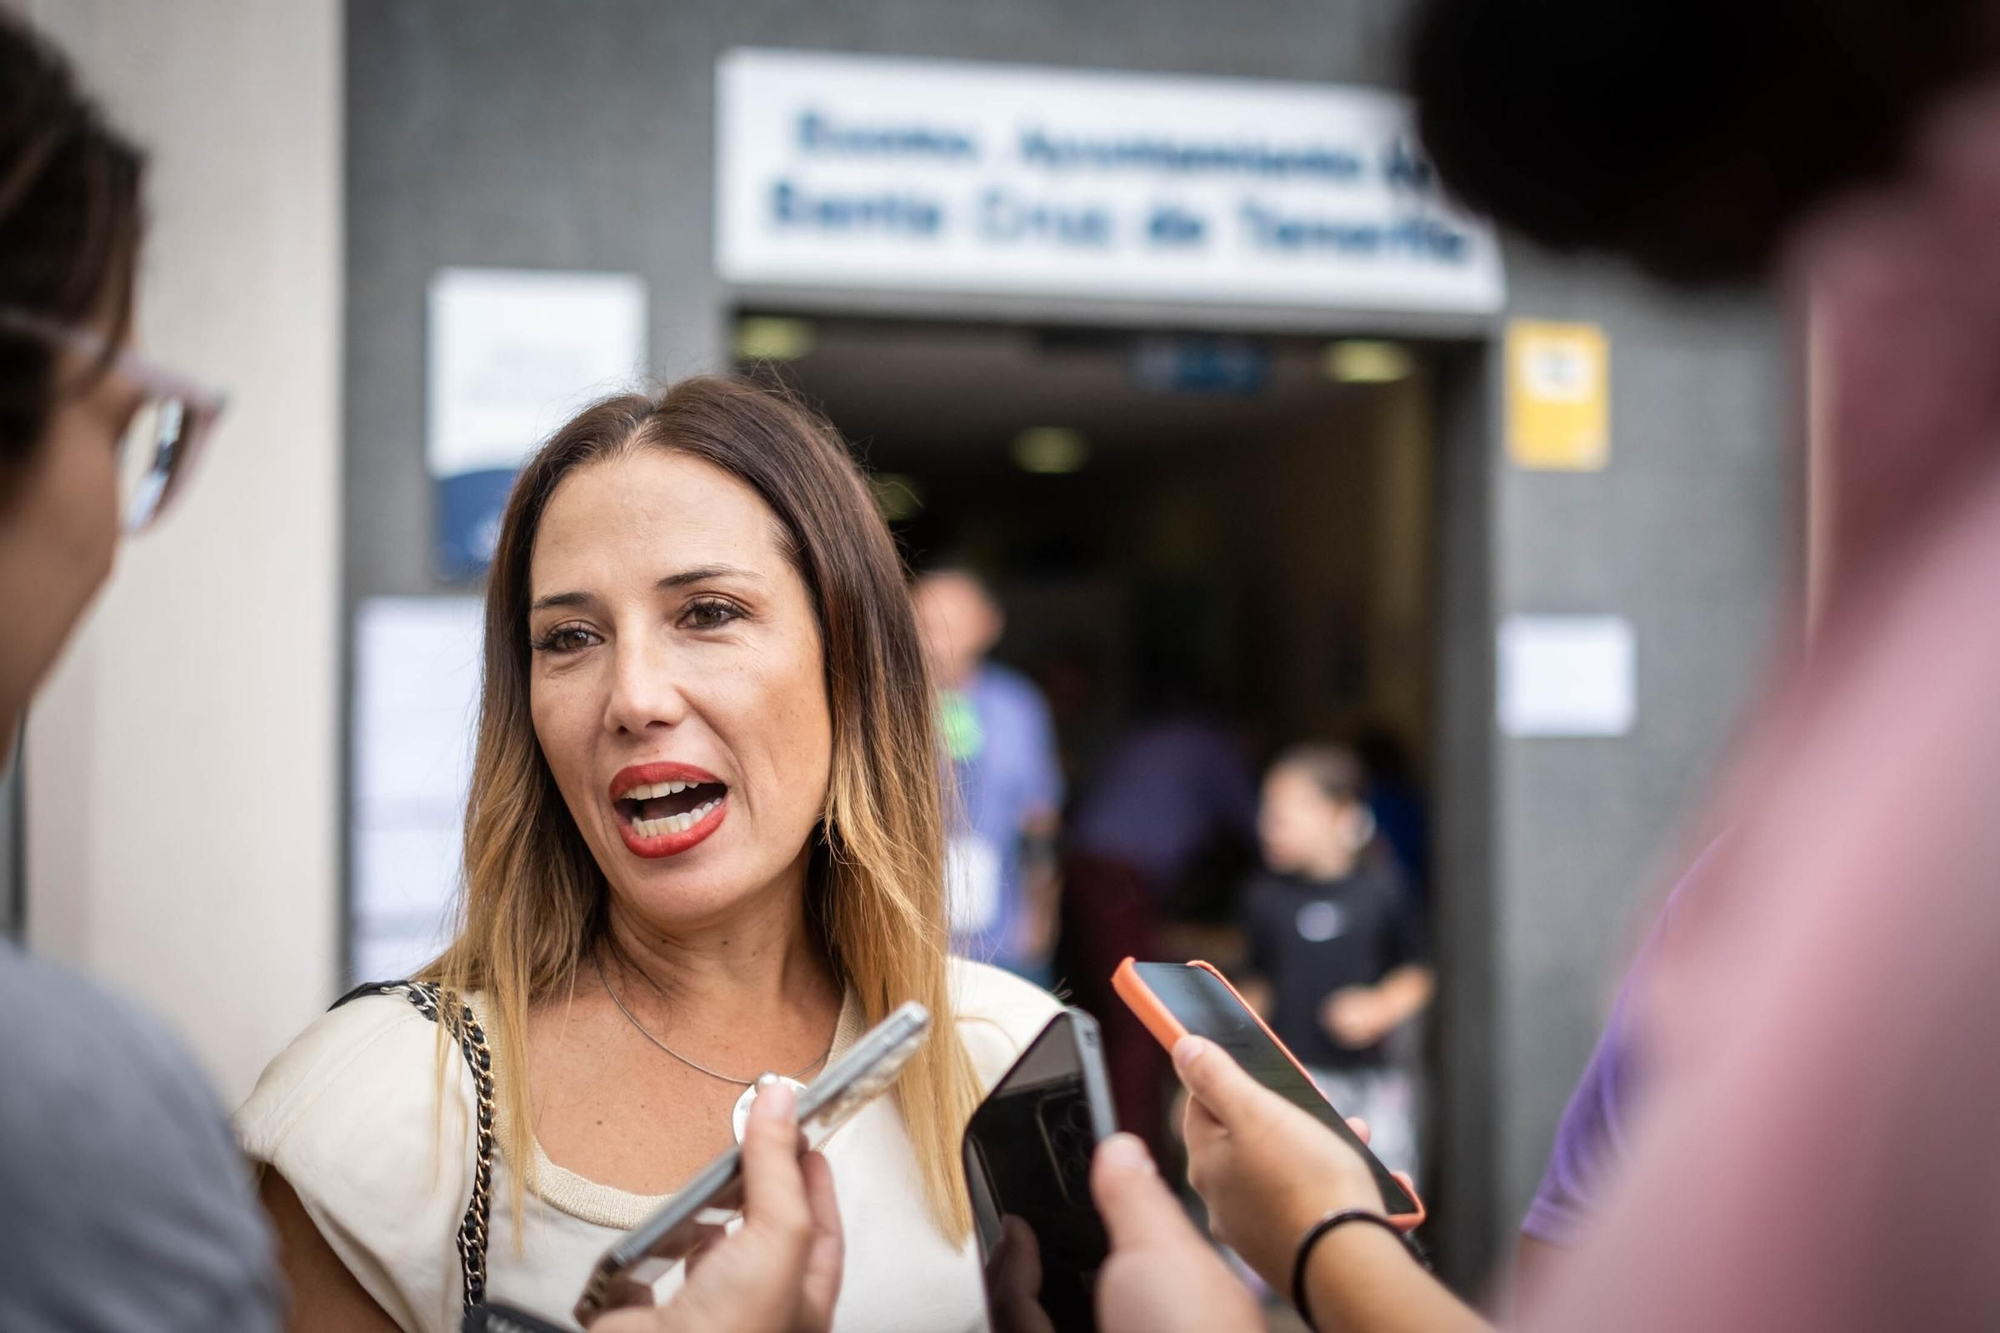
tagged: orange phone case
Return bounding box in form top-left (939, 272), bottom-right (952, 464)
top-left (1110, 956), bottom-right (1427, 1229)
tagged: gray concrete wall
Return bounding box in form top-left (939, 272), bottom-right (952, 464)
top-left (1487, 255), bottom-right (1798, 1240)
top-left (347, 0), bottom-right (1796, 1288)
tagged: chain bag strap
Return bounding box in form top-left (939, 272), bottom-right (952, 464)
top-left (334, 980), bottom-right (497, 1313)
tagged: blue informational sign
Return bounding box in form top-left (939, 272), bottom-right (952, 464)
top-left (1129, 337), bottom-right (1271, 396)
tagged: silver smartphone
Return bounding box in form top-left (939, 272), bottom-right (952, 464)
top-left (572, 1000), bottom-right (932, 1326)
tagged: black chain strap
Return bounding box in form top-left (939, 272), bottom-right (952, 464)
top-left (335, 980), bottom-right (497, 1313)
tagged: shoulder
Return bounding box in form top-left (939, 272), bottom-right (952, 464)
top-left (0, 947), bottom-right (283, 1328)
top-left (235, 987), bottom-right (465, 1163)
top-left (975, 663), bottom-right (1051, 716)
top-left (235, 987), bottom-right (481, 1331)
top-left (948, 957), bottom-right (1064, 1088)
top-left (0, 944), bottom-right (211, 1106)
top-left (0, 948), bottom-right (248, 1171)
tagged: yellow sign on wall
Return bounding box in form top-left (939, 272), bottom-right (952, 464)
top-left (1506, 320), bottom-right (1610, 471)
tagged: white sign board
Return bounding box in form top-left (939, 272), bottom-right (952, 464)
top-left (716, 49), bottom-right (1505, 315)
top-left (426, 267), bottom-right (647, 576)
top-left (1498, 614), bottom-right (1637, 738)
top-left (349, 596), bottom-right (486, 983)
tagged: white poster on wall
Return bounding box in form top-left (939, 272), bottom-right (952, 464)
top-left (426, 267), bottom-right (647, 578)
top-left (1497, 614), bottom-right (1637, 738)
top-left (349, 596), bottom-right (486, 983)
top-left (716, 49), bottom-right (1505, 314)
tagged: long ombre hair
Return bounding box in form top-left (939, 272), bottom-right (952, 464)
top-left (422, 376), bottom-right (980, 1241)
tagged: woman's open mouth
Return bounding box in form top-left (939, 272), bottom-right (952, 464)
top-left (609, 763), bottom-right (729, 857)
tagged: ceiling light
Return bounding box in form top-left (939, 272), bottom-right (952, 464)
top-left (734, 316), bottom-right (816, 362)
top-left (1325, 339), bottom-right (1413, 384)
top-left (1012, 427), bottom-right (1089, 475)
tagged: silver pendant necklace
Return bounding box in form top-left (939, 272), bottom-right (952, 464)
top-left (596, 956), bottom-right (834, 1142)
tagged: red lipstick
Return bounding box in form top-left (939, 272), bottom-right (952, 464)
top-left (609, 762), bottom-right (729, 859)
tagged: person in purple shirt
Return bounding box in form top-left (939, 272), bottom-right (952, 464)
top-left (913, 566), bottom-right (1065, 981)
top-left (1517, 839), bottom-right (1725, 1300)
top-left (1066, 717), bottom-right (1259, 1149)
top-left (1068, 719), bottom-right (1259, 895)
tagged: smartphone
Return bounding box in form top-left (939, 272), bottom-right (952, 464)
top-left (463, 1304), bottom-right (570, 1333)
top-left (572, 1000), bottom-right (934, 1326)
top-left (1112, 959), bottom-right (1425, 1228)
top-left (963, 1009), bottom-right (1118, 1333)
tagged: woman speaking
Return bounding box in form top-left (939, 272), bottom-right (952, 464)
top-left (238, 380), bottom-right (1059, 1332)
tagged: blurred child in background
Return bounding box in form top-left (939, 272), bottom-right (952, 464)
top-left (1237, 743), bottom-right (1433, 1180)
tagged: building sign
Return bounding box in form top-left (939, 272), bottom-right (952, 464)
top-left (715, 50), bottom-right (1506, 315)
top-left (1507, 320), bottom-right (1610, 470)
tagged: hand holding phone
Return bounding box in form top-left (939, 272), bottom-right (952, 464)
top-left (471, 1080), bottom-right (844, 1333)
top-left (963, 1009), bottom-right (1119, 1333)
top-left (1111, 960), bottom-right (1423, 1227)
top-left (1178, 1032), bottom-right (1423, 1298)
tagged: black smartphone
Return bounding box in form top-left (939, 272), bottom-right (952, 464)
top-left (963, 1008), bottom-right (1118, 1333)
top-left (1114, 959), bottom-right (1423, 1225)
top-left (572, 1001), bottom-right (934, 1325)
top-left (463, 1304), bottom-right (569, 1333)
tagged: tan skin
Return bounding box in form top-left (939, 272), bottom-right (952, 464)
top-left (266, 451), bottom-right (851, 1330)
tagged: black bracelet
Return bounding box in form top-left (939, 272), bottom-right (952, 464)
top-left (1290, 1209), bottom-right (1428, 1332)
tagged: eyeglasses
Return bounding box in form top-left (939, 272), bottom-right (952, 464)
top-left (0, 308), bottom-right (226, 534)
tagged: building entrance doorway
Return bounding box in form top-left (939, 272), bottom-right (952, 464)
top-left (741, 310), bottom-right (1461, 1198)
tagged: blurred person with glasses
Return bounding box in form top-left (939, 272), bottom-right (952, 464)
top-left (0, 18), bottom-right (276, 1333)
top-left (0, 14), bottom-right (859, 1333)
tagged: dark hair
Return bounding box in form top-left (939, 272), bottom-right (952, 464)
top-left (1273, 742), bottom-right (1368, 806)
top-left (0, 13), bottom-right (145, 467)
top-left (1405, 0), bottom-right (2000, 282)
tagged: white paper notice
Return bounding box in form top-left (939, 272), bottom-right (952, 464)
top-left (426, 267), bottom-right (648, 478)
top-left (1497, 614), bottom-right (1637, 738)
top-left (349, 596), bottom-right (487, 982)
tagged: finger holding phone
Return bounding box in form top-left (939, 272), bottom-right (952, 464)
top-left (1172, 1040), bottom-right (1484, 1333)
top-left (1174, 1035), bottom-right (1394, 1286)
top-left (1087, 1133), bottom-right (1259, 1333)
top-left (588, 1079), bottom-right (842, 1333)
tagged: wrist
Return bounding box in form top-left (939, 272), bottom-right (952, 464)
top-left (1295, 1213), bottom-right (1425, 1330)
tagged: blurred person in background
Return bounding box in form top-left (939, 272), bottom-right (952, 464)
top-left (0, 18), bottom-right (856, 1333)
top-left (1237, 743), bottom-right (1431, 1181)
top-left (1062, 708), bottom-right (1258, 1153)
top-left (913, 565), bottom-right (1065, 983)
top-left (0, 18), bottom-right (282, 1330)
top-left (240, 382), bottom-right (1060, 1333)
top-left (1064, 1), bottom-right (2000, 1331)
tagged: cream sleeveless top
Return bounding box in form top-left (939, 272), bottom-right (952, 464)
top-left (236, 957), bottom-right (1061, 1333)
